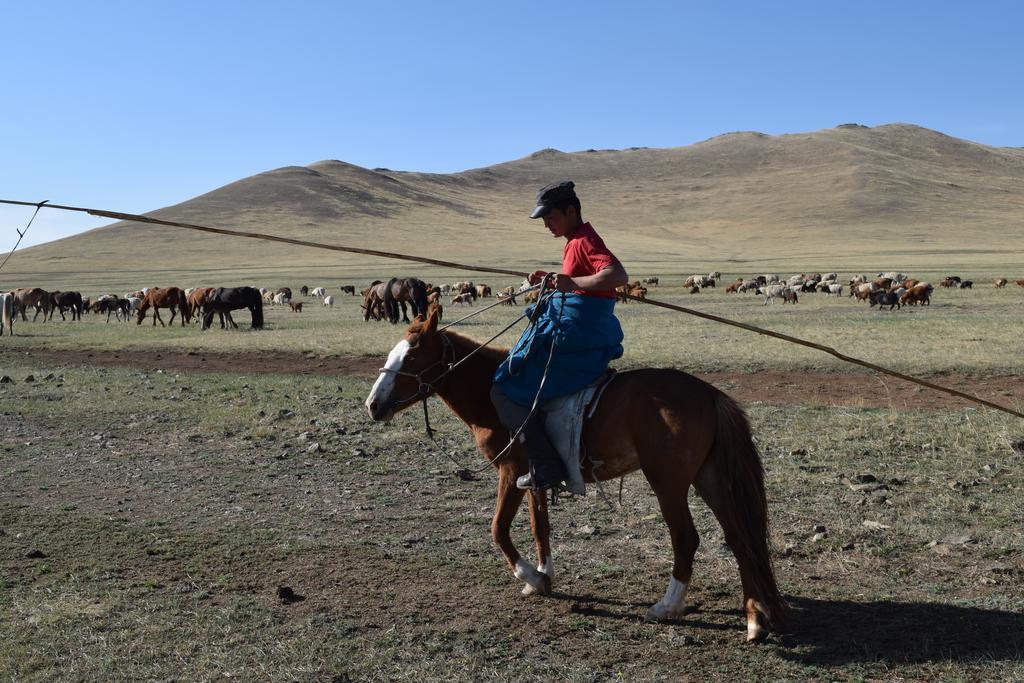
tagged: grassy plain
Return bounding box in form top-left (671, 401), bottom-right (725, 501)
top-left (2, 273), bottom-right (1022, 376)
top-left (2, 264), bottom-right (1023, 680)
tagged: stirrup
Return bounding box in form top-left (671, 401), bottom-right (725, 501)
top-left (515, 472), bottom-right (563, 492)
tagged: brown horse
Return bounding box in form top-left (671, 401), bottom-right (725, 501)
top-left (136, 287), bottom-right (189, 326)
top-left (382, 277), bottom-right (429, 324)
top-left (13, 287), bottom-right (51, 322)
top-left (186, 287), bottom-right (216, 322)
top-left (361, 281), bottom-right (387, 321)
top-left (364, 307), bottom-right (786, 642)
top-left (362, 283), bottom-right (385, 321)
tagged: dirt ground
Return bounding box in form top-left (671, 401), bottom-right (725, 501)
top-left (15, 347), bottom-right (1024, 412)
top-left (2, 350), bottom-right (1022, 680)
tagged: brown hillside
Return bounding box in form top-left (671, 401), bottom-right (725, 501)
top-left (8, 123), bottom-right (1024, 288)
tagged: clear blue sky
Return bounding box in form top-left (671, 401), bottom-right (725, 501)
top-left (3, 0), bottom-right (1022, 248)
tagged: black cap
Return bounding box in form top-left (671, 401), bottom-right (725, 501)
top-left (529, 180), bottom-right (576, 219)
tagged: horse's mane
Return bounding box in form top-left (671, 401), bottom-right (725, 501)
top-left (405, 317), bottom-right (508, 365)
top-left (444, 328), bottom-right (509, 364)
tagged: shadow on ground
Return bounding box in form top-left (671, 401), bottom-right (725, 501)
top-left (559, 591), bottom-right (1024, 664)
top-left (776, 595), bottom-right (1024, 665)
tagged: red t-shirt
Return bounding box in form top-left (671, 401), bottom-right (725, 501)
top-left (562, 222), bottom-right (620, 299)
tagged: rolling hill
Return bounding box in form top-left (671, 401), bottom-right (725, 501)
top-left (7, 123), bottom-right (1024, 290)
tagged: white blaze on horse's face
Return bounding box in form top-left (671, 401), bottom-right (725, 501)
top-left (365, 339), bottom-right (411, 421)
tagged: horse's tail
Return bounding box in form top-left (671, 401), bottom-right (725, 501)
top-left (382, 278), bottom-right (399, 324)
top-left (251, 290), bottom-right (264, 329)
top-left (707, 390), bottom-right (788, 627)
top-left (175, 289), bottom-right (189, 323)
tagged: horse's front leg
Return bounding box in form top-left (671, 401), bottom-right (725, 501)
top-left (523, 489), bottom-right (554, 596)
top-left (491, 465), bottom-right (547, 595)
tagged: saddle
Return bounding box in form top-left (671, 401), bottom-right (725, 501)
top-left (541, 369), bottom-right (617, 495)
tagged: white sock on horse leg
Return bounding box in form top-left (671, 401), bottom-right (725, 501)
top-left (514, 558), bottom-right (545, 593)
top-left (646, 576), bottom-right (688, 621)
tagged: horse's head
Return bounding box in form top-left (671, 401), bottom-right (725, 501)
top-left (365, 304), bottom-right (446, 422)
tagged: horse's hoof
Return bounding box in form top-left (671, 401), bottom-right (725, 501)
top-left (645, 602), bottom-right (686, 622)
top-left (521, 571), bottom-right (552, 596)
top-left (746, 615), bottom-right (768, 643)
top-left (514, 559), bottom-right (550, 596)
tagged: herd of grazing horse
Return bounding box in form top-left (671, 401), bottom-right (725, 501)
top-left (2, 272), bottom-right (1019, 338)
top-left (0, 277), bottom-right (435, 335)
top-left (359, 279), bottom-right (526, 322)
top-left (360, 277), bottom-right (430, 324)
top-left (0, 285), bottom-right (266, 333)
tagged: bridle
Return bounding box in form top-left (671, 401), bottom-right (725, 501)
top-left (373, 277), bottom-right (558, 463)
top-left (374, 278), bottom-right (551, 411)
top-left (376, 332), bottom-right (458, 408)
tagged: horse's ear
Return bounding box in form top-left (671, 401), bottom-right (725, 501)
top-left (424, 303), bottom-right (441, 334)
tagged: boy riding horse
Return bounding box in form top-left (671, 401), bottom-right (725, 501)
top-left (490, 181), bottom-right (629, 491)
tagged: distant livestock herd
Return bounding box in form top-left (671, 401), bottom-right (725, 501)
top-left (715, 272), bottom-right (1018, 309)
top-left (1, 274), bottom-right (1020, 337)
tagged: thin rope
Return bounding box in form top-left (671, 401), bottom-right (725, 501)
top-left (438, 282), bottom-right (538, 331)
top-left (2, 197), bottom-right (1020, 420)
top-left (437, 310), bottom-right (531, 379)
top-left (0, 200), bottom-right (48, 274)
top-left (477, 289), bottom-right (566, 475)
top-left (414, 286), bottom-right (564, 476)
top-left (629, 294), bottom-right (1024, 419)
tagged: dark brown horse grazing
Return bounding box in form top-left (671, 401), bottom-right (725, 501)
top-left (136, 287), bottom-right (189, 326)
top-left (364, 307), bottom-right (786, 642)
top-left (382, 277), bottom-right (429, 324)
top-left (49, 291), bottom-right (83, 321)
top-left (201, 287), bottom-right (264, 330)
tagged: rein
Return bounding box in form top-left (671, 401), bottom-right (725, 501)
top-left (376, 281), bottom-right (545, 402)
top-left (376, 279), bottom-right (562, 474)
